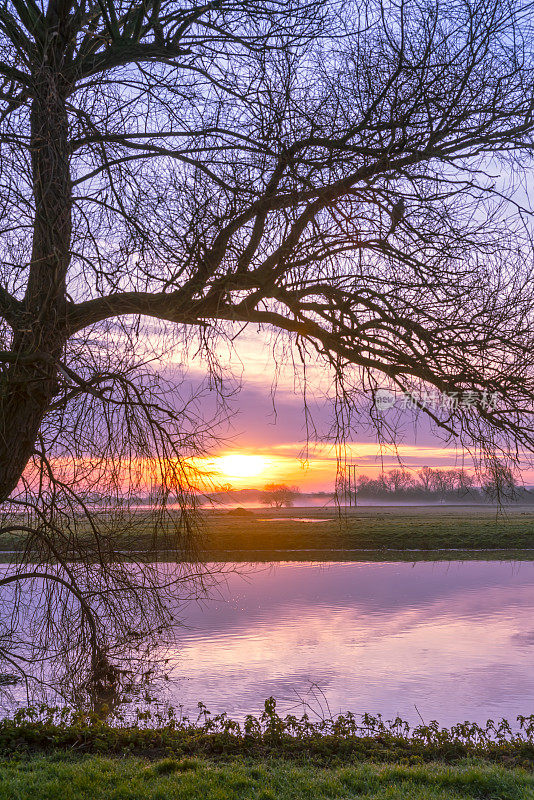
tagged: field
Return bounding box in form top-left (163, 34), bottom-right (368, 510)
top-left (3, 505), bottom-right (534, 561)
top-left (190, 505), bottom-right (534, 561)
top-left (1, 753), bottom-right (533, 800)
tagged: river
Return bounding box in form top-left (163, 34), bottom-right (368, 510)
top-left (162, 559), bottom-right (534, 727)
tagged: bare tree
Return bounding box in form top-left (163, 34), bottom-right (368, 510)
top-left (417, 467), bottom-right (435, 493)
top-left (481, 462), bottom-right (519, 501)
top-left (1, 0), bottom-right (534, 701)
top-left (384, 469), bottom-right (415, 492)
top-left (455, 469), bottom-right (475, 493)
top-left (261, 483), bottom-right (301, 509)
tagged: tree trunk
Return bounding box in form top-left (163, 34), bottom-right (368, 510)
top-left (0, 65), bottom-right (71, 502)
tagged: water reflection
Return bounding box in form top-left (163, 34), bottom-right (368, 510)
top-left (166, 560), bottom-right (534, 726)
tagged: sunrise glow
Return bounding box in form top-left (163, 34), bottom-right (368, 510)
top-left (215, 453), bottom-right (270, 480)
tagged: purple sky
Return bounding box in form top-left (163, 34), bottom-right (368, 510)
top-left (173, 328), bottom-right (497, 491)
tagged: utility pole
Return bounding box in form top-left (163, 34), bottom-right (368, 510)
top-left (346, 463), bottom-right (359, 507)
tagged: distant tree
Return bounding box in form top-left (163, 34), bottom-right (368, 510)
top-left (418, 467), bottom-right (436, 493)
top-left (481, 464), bottom-right (518, 502)
top-left (261, 484), bottom-right (301, 509)
top-left (454, 470), bottom-right (476, 493)
top-left (355, 475), bottom-right (373, 492)
top-left (425, 469), bottom-right (451, 499)
top-left (385, 469), bottom-right (416, 493)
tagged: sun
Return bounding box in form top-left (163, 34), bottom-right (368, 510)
top-left (216, 453), bottom-right (268, 480)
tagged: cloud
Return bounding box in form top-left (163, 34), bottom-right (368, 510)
top-left (154, 330), bottom-right (534, 491)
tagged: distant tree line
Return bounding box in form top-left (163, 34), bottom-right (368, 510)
top-left (86, 469), bottom-right (532, 506)
top-left (350, 467), bottom-right (532, 502)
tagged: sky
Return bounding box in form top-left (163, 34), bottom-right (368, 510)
top-left (179, 327), bottom-right (493, 493)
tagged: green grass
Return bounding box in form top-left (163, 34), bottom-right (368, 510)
top-left (1, 753), bottom-right (533, 800)
top-left (193, 506), bottom-right (534, 559)
top-left (4, 505), bottom-right (534, 561)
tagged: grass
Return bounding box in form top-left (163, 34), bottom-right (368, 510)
top-left (3, 505), bottom-right (534, 561)
top-left (192, 505), bottom-right (534, 560)
top-left (1, 752), bottom-right (533, 799)
top-left (4, 703), bottom-right (534, 797)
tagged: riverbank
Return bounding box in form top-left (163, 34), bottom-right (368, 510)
top-left (3, 701), bottom-right (534, 798)
top-left (1, 752), bottom-right (532, 799)
top-left (4, 700), bottom-right (534, 797)
top-left (3, 702), bottom-right (534, 767)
